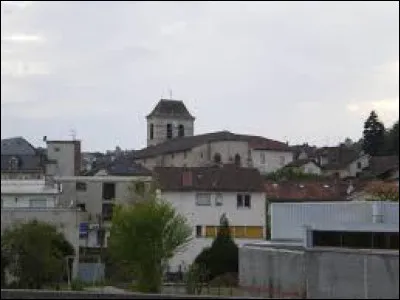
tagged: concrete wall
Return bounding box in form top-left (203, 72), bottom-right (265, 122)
top-left (47, 141), bottom-right (80, 177)
top-left (162, 191), bottom-right (266, 272)
top-left (1, 208), bottom-right (81, 279)
top-left (239, 245), bottom-right (399, 299)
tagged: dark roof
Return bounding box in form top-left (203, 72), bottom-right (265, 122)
top-left (317, 146), bottom-right (360, 170)
top-left (284, 159), bottom-right (320, 168)
top-left (291, 144), bottom-right (318, 160)
top-left (134, 131), bottom-right (291, 159)
top-left (83, 158), bottom-right (151, 176)
top-left (154, 164), bottom-right (265, 192)
top-left (1, 137), bottom-right (37, 155)
top-left (264, 180), bottom-right (348, 202)
top-left (146, 99), bottom-right (195, 120)
top-left (366, 156), bottom-right (399, 177)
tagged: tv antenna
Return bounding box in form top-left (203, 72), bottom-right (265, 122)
top-left (69, 129), bottom-right (77, 141)
top-left (169, 89), bottom-right (173, 100)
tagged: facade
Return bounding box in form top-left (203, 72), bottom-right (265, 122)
top-left (135, 131), bottom-right (293, 175)
top-left (1, 137), bottom-right (46, 180)
top-left (282, 158), bottom-right (322, 175)
top-left (146, 99), bottom-right (195, 147)
top-left (46, 139), bottom-right (81, 177)
top-left (1, 180), bottom-right (60, 208)
top-left (154, 164), bottom-right (266, 272)
top-left (57, 160), bottom-right (152, 249)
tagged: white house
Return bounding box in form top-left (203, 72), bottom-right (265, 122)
top-left (281, 158), bottom-right (322, 175)
top-left (154, 164), bottom-right (266, 272)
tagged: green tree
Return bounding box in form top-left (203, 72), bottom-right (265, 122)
top-left (108, 191), bottom-right (192, 293)
top-left (1, 220), bottom-right (74, 289)
top-left (362, 110), bottom-right (386, 156)
top-left (194, 215), bottom-right (238, 281)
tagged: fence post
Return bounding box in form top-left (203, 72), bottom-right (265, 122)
top-left (363, 255), bottom-right (368, 299)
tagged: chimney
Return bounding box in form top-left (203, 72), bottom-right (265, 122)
top-left (182, 171), bottom-right (193, 186)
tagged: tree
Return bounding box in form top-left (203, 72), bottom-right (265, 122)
top-left (1, 220), bottom-right (74, 289)
top-left (384, 120), bottom-right (399, 156)
top-left (108, 191), bottom-right (192, 293)
top-left (194, 214), bottom-right (238, 282)
top-left (362, 111), bottom-right (386, 156)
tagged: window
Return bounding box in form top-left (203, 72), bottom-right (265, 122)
top-left (237, 194), bottom-right (243, 208)
top-left (280, 156), bottom-right (285, 166)
top-left (135, 181), bottom-right (145, 196)
top-left (234, 154), bottom-right (241, 166)
top-left (77, 203), bottom-right (86, 211)
top-left (29, 199), bottom-right (47, 208)
top-left (102, 203), bottom-right (114, 221)
top-left (237, 194), bottom-right (251, 208)
top-left (97, 229), bottom-right (106, 246)
top-left (260, 152), bottom-right (266, 164)
top-left (357, 162), bottom-right (362, 169)
top-left (54, 147), bottom-right (60, 152)
top-left (102, 183), bottom-right (116, 200)
top-left (9, 157), bottom-right (19, 170)
top-left (244, 194), bottom-right (251, 208)
top-left (184, 151), bottom-right (187, 159)
top-left (205, 226), bottom-right (217, 238)
top-left (215, 193), bottom-right (223, 206)
top-left (214, 153), bottom-right (221, 164)
top-left (171, 153), bottom-right (174, 159)
top-left (149, 123), bottom-right (154, 140)
top-left (76, 181), bottom-right (87, 191)
top-left (196, 225), bottom-right (202, 237)
top-left (166, 123), bottom-right (173, 139)
top-left (196, 193), bottom-right (211, 206)
top-left (200, 152), bottom-right (204, 158)
top-left (178, 124), bottom-right (185, 137)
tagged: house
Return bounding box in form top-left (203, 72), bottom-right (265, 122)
top-left (57, 158), bottom-right (152, 249)
top-left (313, 146), bottom-right (369, 178)
top-left (135, 99), bottom-right (294, 175)
top-left (45, 139), bottom-right (82, 177)
top-left (153, 164), bottom-right (266, 272)
top-left (1, 137), bottom-right (46, 180)
top-left (281, 158), bottom-right (322, 175)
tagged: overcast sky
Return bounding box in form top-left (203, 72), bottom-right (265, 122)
top-left (1, 1), bottom-right (399, 152)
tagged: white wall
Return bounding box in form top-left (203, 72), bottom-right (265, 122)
top-left (251, 150), bottom-right (293, 174)
top-left (347, 155), bottom-right (370, 177)
top-left (47, 142), bottom-right (77, 177)
top-left (1, 194), bottom-right (56, 208)
top-left (270, 202), bottom-right (400, 241)
top-left (301, 162), bottom-right (322, 175)
top-left (161, 191), bottom-right (266, 272)
top-left (147, 117), bottom-right (194, 147)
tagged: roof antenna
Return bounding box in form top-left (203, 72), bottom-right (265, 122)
top-left (169, 89), bottom-right (173, 100)
top-left (69, 129), bottom-right (77, 141)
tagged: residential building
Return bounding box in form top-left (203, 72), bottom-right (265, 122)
top-left (45, 139), bottom-right (81, 177)
top-left (1, 137), bottom-right (46, 180)
top-left (153, 164), bottom-right (266, 272)
top-left (281, 158), bottom-right (322, 175)
top-left (1, 180), bottom-right (60, 208)
top-left (361, 155), bottom-right (399, 180)
top-left (57, 159), bottom-right (152, 249)
top-left (146, 99), bottom-right (195, 147)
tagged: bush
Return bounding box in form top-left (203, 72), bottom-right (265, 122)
top-left (194, 216), bottom-right (238, 281)
top-left (70, 279), bottom-right (85, 291)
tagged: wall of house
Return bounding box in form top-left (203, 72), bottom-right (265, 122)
top-left (270, 201), bottom-right (400, 241)
top-left (301, 162), bottom-right (322, 175)
top-left (47, 142), bottom-right (80, 177)
top-left (1, 208), bottom-right (81, 279)
top-left (347, 155), bottom-right (370, 177)
top-left (1, 194), bottom-right (57, 208)
top-left (161, 190), bottom-right (266, 272)
top-left (147, 117), bottom-right (194, 147)
top-left (251, 150), bottom-right (293, 174)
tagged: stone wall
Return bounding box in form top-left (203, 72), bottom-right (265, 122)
top-left (239, 245), bottom-right (399, 299)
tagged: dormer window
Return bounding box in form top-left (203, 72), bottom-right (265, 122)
top-left (9, 157), bottom-right (19, 170)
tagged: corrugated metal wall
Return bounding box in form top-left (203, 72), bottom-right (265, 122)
top-left (270, 201), bottom-right (399, 240)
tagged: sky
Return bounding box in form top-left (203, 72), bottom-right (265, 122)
top-left (1, 1), bottom-right (399, 152)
